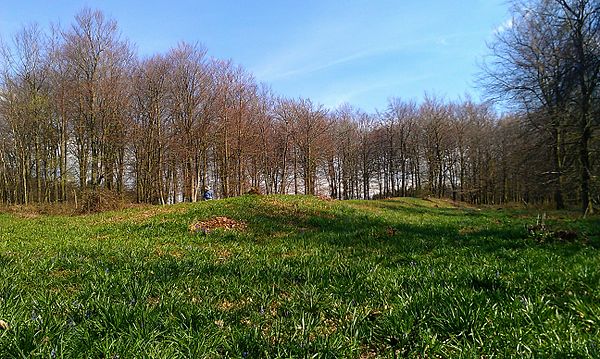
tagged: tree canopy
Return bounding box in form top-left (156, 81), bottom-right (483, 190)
top-left (0, 4), bottom-right (598, 212)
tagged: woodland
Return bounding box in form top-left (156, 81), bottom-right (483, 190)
top-left (0, 0), bottom-right (599, 213)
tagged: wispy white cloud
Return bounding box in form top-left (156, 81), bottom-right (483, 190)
top-left (252, 30), bottom-right (467, 83)
top-left (250, 12), bottom-right (437, 83)
top-left (437, 37), bottom-right (450, 46)
top-left (318, 73), bottom-right (436, 110)
top-left (494, 18), bottom-right (513, 34)
top-left (254, 44), bottom-right (396, 82)
top-left (319, 82), bottom-right (386, 110)
top-left (248, 1), bottom-right (503, 110)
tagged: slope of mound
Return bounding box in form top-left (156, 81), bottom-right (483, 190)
top-left (0, 195), bottom-right (598, 357)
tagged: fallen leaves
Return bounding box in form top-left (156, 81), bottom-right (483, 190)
top-left (316, 194), bottom-right (334, 201)
top-left (147, 296), bottom-right (160, 306)
top-left (189, 216), bottom-right (247, 234)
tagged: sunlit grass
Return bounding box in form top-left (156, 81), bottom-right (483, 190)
top-left (0, 195), bottom-right (598, 358)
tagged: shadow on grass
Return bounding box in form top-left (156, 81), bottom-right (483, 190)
top-left (367, 198), bottom-right (486, 217)
top-left (4, 195), bottom-right (598, 358)
top-left (119, 195), bottom-right (594, 259)
top-left (256, 197), bottom-right (595, 258)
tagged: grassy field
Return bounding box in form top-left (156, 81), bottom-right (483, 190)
top-left (0, 195), bottom-right (599, 358)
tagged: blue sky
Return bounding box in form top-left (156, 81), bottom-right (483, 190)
top-left (0, 1), bottom-right (509, 112)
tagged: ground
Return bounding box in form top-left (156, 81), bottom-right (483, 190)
top-left (0, 195), bottom-right (598, 358)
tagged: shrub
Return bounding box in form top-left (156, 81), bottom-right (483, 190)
top-left (78, 188), bottom-right (125, 214)
top-left (246, 187), bottom-right (262, 195)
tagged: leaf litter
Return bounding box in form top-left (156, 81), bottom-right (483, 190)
top-left (189, 216), bottom-right (247, 235)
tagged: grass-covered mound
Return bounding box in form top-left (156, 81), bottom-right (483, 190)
top-left (0, 195), bottom-right (598, 358)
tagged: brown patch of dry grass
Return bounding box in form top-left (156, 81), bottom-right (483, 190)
top-left (50, 284), bottom-right (80, 294)
top-left (217, 298), bottom-right (253, 312)
top-left (0, 320), bottom-right (10, 331)
top-left (0, 203), bottom-right (76, 218)
top-left (146, 296), bottom-right (160, 306)
top-left (189, 216), bottom-right (247, 234)
top-left (458, 226), bottom-right (479, 236)
top-left (317, 317), bottom-right (338, 336)
top-left (214, 248), bottom-right (232, 262)
top-left (359, 347), bottom-right (378, 359)
top-left (218, 299), bottom-right (236, 311)
top-left (154, 244), bottom-right (185, 259)
top-left (49, 269), bottom-right (75, 278)
top-left (214, 319), bottom-right (225, 328)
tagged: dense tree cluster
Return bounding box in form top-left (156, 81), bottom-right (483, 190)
top-left (484, 0), bottom-right (600, 213)
top-left (0, 4), bottom-right (598, 211)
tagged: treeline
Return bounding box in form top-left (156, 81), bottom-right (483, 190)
top-left (484, 0), bottom-right (600, 213)
top-left (0, 5), bottom-right (598, 210)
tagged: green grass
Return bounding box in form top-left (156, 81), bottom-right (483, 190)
top-left (0, 195), bottom-right (599, 358)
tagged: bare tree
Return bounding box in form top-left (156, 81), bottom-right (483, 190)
top-left (0, 23), bottom-right (53, 204)
top-left (484, 0), bottom-right (600, 212)
top-left (60, 8), bottom-right (133, 192)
